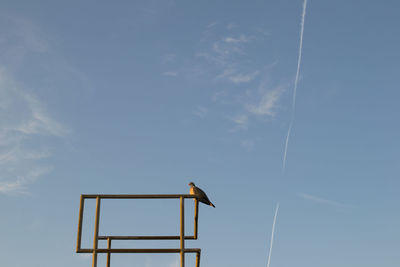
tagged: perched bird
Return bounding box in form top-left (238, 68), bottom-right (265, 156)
top-left (188, 182), bottom-right (215, 208)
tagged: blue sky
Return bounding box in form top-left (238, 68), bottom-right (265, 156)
top-left (1, 1), bottom-right (399, 267)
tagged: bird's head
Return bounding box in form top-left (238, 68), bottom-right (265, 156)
top-left (188, 182), bottom-right (195, 187)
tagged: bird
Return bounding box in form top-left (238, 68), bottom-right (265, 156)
top-left (188, 182), bottom-right (215, 208)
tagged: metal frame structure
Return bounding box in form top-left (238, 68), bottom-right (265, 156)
top-left (76, 194), bottom-right (201, 267)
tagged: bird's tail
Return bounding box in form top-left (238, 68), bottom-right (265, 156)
top-left (210, 203), bottom-right (215, 208)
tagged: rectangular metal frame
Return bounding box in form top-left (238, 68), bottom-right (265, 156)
top-left (76, 194), bottom-right (201, 267)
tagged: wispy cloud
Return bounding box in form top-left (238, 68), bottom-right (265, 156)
top-left (222, 72), bottom-right (287, 130)
top-left (297, 192), bottom-right (353, 209)
top-left (0, 15), bottom-right (48, 69)
top-left (211, 40), bottom-right (243, 62)
top-left (246, 86), bottom-right (285, 116)
top-left (207, 21), bottom-right (217, 29)
top-left (194, 105), bottom-right (208, 118)
top-left (241, 139), bottom-right (254, 150)
top-left (224, 34), bottom-right (250, 44)
top-left (231, 114), bottom-right (248, 127)
top-left (229, 71), bottom-right (260, 84)
top-left (232, 114), bottom-right (249, 126)
top-left (162, 53), bottom-right (176, 63)
top-left (0, 16), bottom-right (70, 194)
top-left (163, 71), bottom-right (178, 77)
top-left (197, 30), bottom-right (258, 85)
top-left (172, 23), bottom-right (286, 133)
top-left (198, 25), bottom-right (285, 118)
top-left (218, 69), bottom-right (260, 84)
top-left (0, 15), bottom-right (91, 91)
top-left (0, 69), bottom-right (68, 194)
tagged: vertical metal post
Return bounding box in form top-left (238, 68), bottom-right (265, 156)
top-left (194, 199), bottom-right (199, 239)
top-left (92, 196), bottom-right (101, 267)
top-left (180, 196), bottom-right (185, 267)
top-left (106, 237), bottom-right (111, 267)
top-left (77, 195), bottom-right (85, 251)
top-left (196, 251), bottom-right (201, 267)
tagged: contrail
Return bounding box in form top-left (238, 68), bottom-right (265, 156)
top-left (282, 0), bottom-right (308, 172)
top-left (292, 0), bottom-right (308, 111)
top-left (282, 123), bottom-right (292, 171)
top-left (266, 203), bottom-right (279, 267)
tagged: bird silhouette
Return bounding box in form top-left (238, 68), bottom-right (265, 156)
top-left (188, 182), bottom-right (215, 208)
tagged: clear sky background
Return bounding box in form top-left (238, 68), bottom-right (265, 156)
top-left (1, 1), bottom-right (399, 267)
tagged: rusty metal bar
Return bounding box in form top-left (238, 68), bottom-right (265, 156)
top-left (92, 196), bottom-right (101, 267)
top-left (98, 235), bottom-right (195, 240)
top-left (196, 251), bottom-right (201, 267)
top-left (99, 248), bottom-right (199, 253)
top-left (180, 196), bottom-right (185, 267)
top-left (78, 248), bottom-right (200, 253)
top-left (106, 238), bottom-right (111, 267)
top-left (194, 199), bottom-right (199, 240)
top-left (76, 194), bottom-right (85, 251)
top-left (82, 194), bottom-right (196, 199)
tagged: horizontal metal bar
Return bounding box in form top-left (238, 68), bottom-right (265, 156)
top-left (81, 194), bottom-right (196, 199)
top-left (98, 235), bottom-right (195, 240)
top-left (77, 248), bottom-right (200, 254)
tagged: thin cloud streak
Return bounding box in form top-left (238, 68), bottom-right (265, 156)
top-left (224, 34), bottom-right (250, 44)
top-left (282, 0), bottom-right (308, 172)
top-left (292, 0), bottom-right (308, 111)
top-left (217, 68), bottom-right (259, 84)
top-left (229, 71), bottom-right (260, 84)
top-left (163, 71), bottom-right (178, 77)
top-left (297, 193), bottom-right (353, 209)
top-left (282, 122), bottom-right (292, 171)
top-left (266, 203), bottom-right (279, 267)
top-left (231, 114), bottom-right (248, 127)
